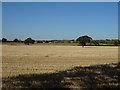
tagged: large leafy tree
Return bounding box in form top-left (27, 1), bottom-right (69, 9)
top-left (2, 38), bottom-right (7, 42)
top-left (13, 38), bottom-right (19, 42)
top-left (76, 35), bottom-right (92, 47)
top-left (24, 38), bottom-right (35, 45)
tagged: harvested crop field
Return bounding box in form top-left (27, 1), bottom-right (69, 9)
top-left (2, 45), bottom-right (118, 77)
top-left (2, 45), bottom-right (119, 89)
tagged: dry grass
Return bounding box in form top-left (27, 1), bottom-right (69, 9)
top-left (2, 44), bottom-right (118, 77)
top-left (2, 44), bottom-right (119, 89)
top-left (2, 63), bottom-right (120, 89)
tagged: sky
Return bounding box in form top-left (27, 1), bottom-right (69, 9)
top-left (0, 2), bottom-right (2, 39)
top-left (2, 2), bottom-right (118, 40)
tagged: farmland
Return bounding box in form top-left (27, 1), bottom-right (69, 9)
top-left (2, 44), bottom-right (119, 88)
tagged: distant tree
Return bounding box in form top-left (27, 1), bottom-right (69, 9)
top-left (119, 40), bottom-right (120, 44)
top-left (13, 38), bottom-right (19, 42)
top-left (92, 40), bottom-right (99, 46)
top-left (2, 38), bottom-right (7, 42)
top-left (45, 41), bottom-right (49, 43)
top-left (99, 40), bottom-right (105, 43)
top-left (24, 38), bottom-right (35, 45)
top-left (106, 39), bottom-right (110, 41)
top-left (114, 41), bottom-right (119, 46)
top-left (76, 35), bottom-right (92, 47)
top-left (18, 39), bottom-right (23, 43)
top-left (37, 41), bottom-right (43, 43)
top-left (70, 39), bottom-right (76, 43)
top-left (31, 40), bottom-right (35, 44)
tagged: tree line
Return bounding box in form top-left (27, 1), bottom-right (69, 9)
top-left (1, 35), bottom-right (120, 47)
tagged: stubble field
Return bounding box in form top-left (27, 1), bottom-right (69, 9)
top-left (2, 44), bottom-right (118, 77)
top-left (2, 44), bottom-right (119, 89)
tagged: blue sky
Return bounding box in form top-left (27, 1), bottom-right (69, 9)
top-left (2, 2), bottom-right (118, 40)
top-left (0, 2), bottom-right (2, 39)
